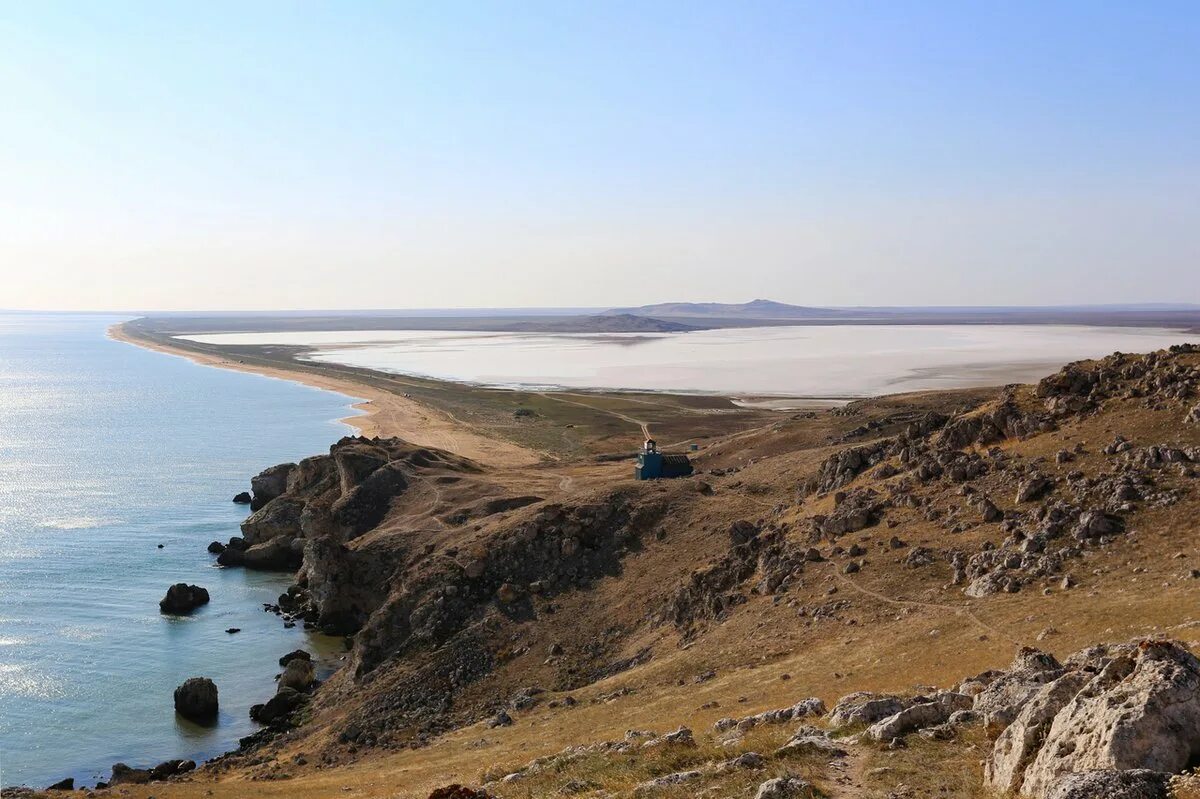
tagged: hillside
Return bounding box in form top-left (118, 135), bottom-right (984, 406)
top-left (604, 299), bottom-right (847, 319)
top-left (20, 344), bottom-right (1200, 799)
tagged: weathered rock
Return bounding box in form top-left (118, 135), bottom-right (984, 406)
top-left (776, 726), bottom-right (847, 757)
top-left (173, 677), bottom-right (218, 721)
top-left (158, 583), bottom-right (209, 614)
top-left (985, 671), bottom-right (1089, 793)
top-left (206, 540), bottom-right (225, 554)
top-left (278, 657), bottom-right (316, 692)
top-left (976, 496), bottom-right (1004, 522)
top-left (1074, 509), bottom-right (1125, 539)
top-left (635, 770), bottom-right (702, 793)
top-left (828, 691), bottom-right (905, 727)
top-left (232, 491), bottom-right (252, 504)
top-left (754, 776), bottom-right (813, 799)
top-left (46, 778), bottom-right (74, 790)
top-left (866, 692), bottom-right (972, 741)
top-left (279, 648), bottom-right (312, 667)
top-left (1017, 476), bottom-right (1053, 503)
top-left (973, 648), bottom-right (1063, 732)
top-left (1045, 769), bottom-right (1169, 799)
top-left (487, 710), bottom-right (513, 728)
top-left (1018, 640), bottom-right (1200, 797)
top-left (148, 759), bottom-right (196, 781)
top-left (240, 497), bottom-right (304, 545)
top-left (109, 763), bottom-right (151, 785)
top-left (250, 462), bottom-right (295, 510)
top-left (427, 787), bottom-right (496, 799)
top-left (250, 686), bottom-right (308, 725)
top-left (218, 535), bottom-right (303, 571)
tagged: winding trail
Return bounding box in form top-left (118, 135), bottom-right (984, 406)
top-left (537, 392), bottom-right (653, 440)
top-left (833, 572), bottom-right (1016, 645)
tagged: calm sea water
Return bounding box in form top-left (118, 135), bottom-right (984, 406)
top-left (186, 324), bottom-right (1191, 397)
top-left (0, 314), bottom-right (361, 789)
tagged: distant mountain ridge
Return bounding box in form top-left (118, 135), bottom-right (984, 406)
top-left (500, 313), bottom-right (696, 333)
top-left (604, 299), bottom-right (844, 319)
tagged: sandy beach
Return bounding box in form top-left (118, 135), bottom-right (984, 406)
top-left (108, 323), bottom-right (544, 468)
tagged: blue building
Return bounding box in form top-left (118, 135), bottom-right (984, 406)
top-left (634, 439), bottom-right (693, 480)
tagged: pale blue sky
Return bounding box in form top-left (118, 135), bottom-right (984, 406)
top-left (2, 1), bottom-right (1197, 310)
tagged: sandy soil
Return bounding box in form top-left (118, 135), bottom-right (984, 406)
top-left (108, 324), bottom-right (544, 468)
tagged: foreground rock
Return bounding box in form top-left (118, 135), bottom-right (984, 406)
top-left (173, 677), bottom-right (218, 722)
top-left (1045, 769), bottom-right (1169, 799)
top-left (984, 639), bottom-right (1200, 798)
top-left (158, 583), bottom-right (209, 614)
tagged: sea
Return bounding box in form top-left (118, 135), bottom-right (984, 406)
top-left (0, 314), bottom-right (361, 789)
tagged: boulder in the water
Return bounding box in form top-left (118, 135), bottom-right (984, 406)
top-left (159, 584), bottom-right (210, 615)
top-left (232, 491), bottom-right (252, 504)
top-left (173, 677), bottom-right (218, 722)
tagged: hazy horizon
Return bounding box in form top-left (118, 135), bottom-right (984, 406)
top-left (3, 2), bottom-right (1198, 311)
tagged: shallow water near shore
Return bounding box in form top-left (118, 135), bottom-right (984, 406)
top-left (0, 314), bottom-right (360, 788)
top-left (183, 324), bottom-right (1193, 397)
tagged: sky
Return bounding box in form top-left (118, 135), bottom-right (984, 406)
top-left (1, 1), bottom-right (1198, 311)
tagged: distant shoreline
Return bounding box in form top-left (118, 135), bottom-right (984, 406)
top-left (108, 322), bottom-right (545, 468)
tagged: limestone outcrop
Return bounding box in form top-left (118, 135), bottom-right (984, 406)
top-left (983, 640), bottom-right (1200, 798)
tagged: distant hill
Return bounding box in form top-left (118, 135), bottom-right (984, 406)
top-left (502, 313), bottom-right (697, 333)
top-left (604, 299), bottom-right (845, 319)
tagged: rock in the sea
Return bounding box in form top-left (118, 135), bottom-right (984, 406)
top-left (1045, 769), bottom-right (1169, 799)
top-left (232, 491), bottom-right (252, 504)
top-left (206, 540), bottom-right (225, 554)
top-left (278, 657), bottom-right (316, 692)
top-left (173, 677), bottom-right (218, 721)
top-left (159, 583), bottom-right (210, 614)
top-left (46, 778), bottom-right (74, 790)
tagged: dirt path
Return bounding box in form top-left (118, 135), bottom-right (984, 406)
top-left (833, 572), bottom-right (1016, 644)
top-left (537, 392), bottom-right (653, 440)
top-left (827, 746), bottom-right (872, 798)
top-left (110, 324), bottom-right (544, 468)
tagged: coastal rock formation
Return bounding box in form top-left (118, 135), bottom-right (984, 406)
top-left (158, 583), bottom-right (210, 614)
top-left (232, 491), bottom-right (251, 504)
top-left (250, 463), bottom-right (295, 510)
top-left (173, 677), bottom-right (218, 721)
